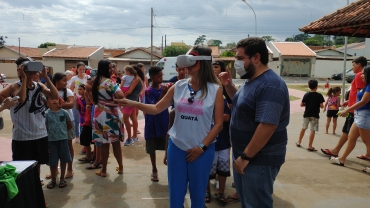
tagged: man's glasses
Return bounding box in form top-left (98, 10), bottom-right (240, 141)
top-left (188, 91), bottom-right (196, 103)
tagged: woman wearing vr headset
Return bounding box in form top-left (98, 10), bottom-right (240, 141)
top-left (115, 46), bottom-right (224, 208)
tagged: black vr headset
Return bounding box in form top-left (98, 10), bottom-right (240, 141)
top-left (176, 51), bottom-right (212, 68)
top-left (16, 57), bottom-right (44, 72)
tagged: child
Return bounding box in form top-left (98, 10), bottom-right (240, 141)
top-left (119, 65), bottom-right (137, 93)
top-left (296, 79), bottom-right (325, 151)
top-left (323, 86), bottom-right (341, 134)
top-left (205, 97), bottom-right (231, 203)
top-left (324, 78), bottom-right (330, 91)
top-left (76, 84), bottom-right (93, 163)
top-left (144, 66), bottom-right (171, 182)
top-left (45, 96), bottom-right (72, 189)
top-left (45, 73), bottom-right (76, 180)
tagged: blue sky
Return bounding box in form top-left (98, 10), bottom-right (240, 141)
top-left (0, 0), bottom-right (357, 48)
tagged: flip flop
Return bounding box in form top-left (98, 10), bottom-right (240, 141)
top-left (363, 167), bottom-right (370, 174)
top-left (78, 157), bottom-right (93, 163)
top-left (330, 156), bottom-right (344, 166)
top-left (96, 170), bottom-right (107, 177)
top-left (295, 142), bottom-right (301, 147)
top-left (356, 154), bottom-right (370, 161)
top-left (224, 195), bottom-right (240, 204)
top-left (205, 192), bottom-right (211, 203)
top-left (45, 172), bottom-right (59, 180)
top-left (151, 173), bottom-right (159, 182)
top-left (65, 171), bottom-right (74, 179)
top-left (46, 181), bottom-right (56, 189)
top-left (321, 148), bottom-right (338, 157)
top-left (86, 162), bottom-right (102, 170)
top-left (59, 180), bottom-right (67, 188)
top-left (115, 166), bottom-right (123, 174)
top-left (307, 147), bottom-right (318, 151)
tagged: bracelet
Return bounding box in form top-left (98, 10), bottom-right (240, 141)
top-left (198, 146), bottom-right (204, 152)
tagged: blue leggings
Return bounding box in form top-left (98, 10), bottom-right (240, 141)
top-left (72, 105), bottom-right (80, 137)
top-left (167, 139), bottom-right (215, 208)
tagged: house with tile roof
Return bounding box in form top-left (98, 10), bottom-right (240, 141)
top-left (108, 48), bottom-right (162, 74)
top-left (0, 46), bottom-right (49, 78)
top-left (267, 42), bottom-right (316, 77)
top-left (42, 46), bottom-right (104, 73)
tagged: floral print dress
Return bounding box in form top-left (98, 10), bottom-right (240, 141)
top-left (92, 78), bottom-right (124, 144)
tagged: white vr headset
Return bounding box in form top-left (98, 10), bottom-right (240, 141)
top-left (176, 55), bottom-right (212, 68)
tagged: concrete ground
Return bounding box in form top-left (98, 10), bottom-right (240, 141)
top-left (1, 88), bottom-right (370, 208)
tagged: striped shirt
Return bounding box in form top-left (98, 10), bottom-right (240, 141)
top-left (10, 81), bottom-right (48, 141)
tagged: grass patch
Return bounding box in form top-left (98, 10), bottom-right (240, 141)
top-left (289, 96), bottom-right (300, 101)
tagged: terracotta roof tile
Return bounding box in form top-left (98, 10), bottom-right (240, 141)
top-left (299, 0), bottom-right (370, 37)
top-left (104, 49), bottom-right (125, 57)
top-left (43, 46), bottom-right (101, 59)
top-left (272, 42), bottom-right (316, 57)
top-left (7, 46), bottom-right (43, 59)
top-left (122, 48), bottom-right (162, 59)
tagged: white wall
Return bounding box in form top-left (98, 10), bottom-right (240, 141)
top-left (314, 59), bottom-right (353, 78)
top-left (42, 58), bottom-right (65, 74)
top-left (88, 47), bottom-right (104, 69)
top-left (269, 61), bottom-right (281, 75)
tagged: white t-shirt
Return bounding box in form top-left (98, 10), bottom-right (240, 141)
top-left (59, 89), bottom-right (74, 121)
top-left (70, 75), bottom-right (87, 93)
top-left (168, 79), bottom-right (219, 151)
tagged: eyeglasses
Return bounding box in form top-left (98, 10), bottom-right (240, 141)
top-left (188, 91), bottom-right (196, 103)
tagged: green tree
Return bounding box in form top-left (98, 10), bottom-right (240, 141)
top-left (285, 37), bottom-right (294, 41)
top-left (225, 42), bottom-right (236, 48)
top-left (261, 36), bottom-right (275, 42)
top-left (0, 36), bottom-right (6, 46)
top-left (38, 42), bottom-right (56, 48)
top-left (194, 35), bottom-right (206, 45)
top-left (162, 45), bottom-right (191, 57)
top-left (303, 39), bottom-right (321, 46)
top-left (208, 39), bottom-right (222, 47)
top-left (220, 50), bottom-right (235, 57)
top-left (293, 34), bottom-right (311, 42)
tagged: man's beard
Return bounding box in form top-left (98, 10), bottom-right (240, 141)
top-left (240, 62), bottom-right (256, 79)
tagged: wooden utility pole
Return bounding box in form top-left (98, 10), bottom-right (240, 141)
top-left (151, 7), bottom-right (153, 66)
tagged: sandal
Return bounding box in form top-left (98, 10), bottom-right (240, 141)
top-left (151, 173), bottom-right (159, 182)
top-left (215, 193), bottom-right (226, 203)
top-left (307, 147), bottom-right (318, 151)
top-left (363, 167), bottom-right (370, 174)
top-left (86, 162), bottom-right (102, 170)
top-left (59, 180), bottom-right (67, 188)
top-left (78, 157), bottom-right (93, 163)
top-left (224, 195), bottom-right (240, 204)
top-left (46, 181), bottom-right (56, 189)
top-left (96, 170), bottom-right (107, 177)
top-left (40, 179), bottom-right (44, 186)
top-left (205, 192), bottom-right (211, 203)
top-left (65, 171), bottom-right (74, 179)
top-left (330, 156), bottom-right (344, 166)
top-left (115, 166), bottom-right (123, 174)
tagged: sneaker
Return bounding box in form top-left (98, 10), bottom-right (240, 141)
top-left (124, 138), bottom-right (134, 146)
top-left (133, 137), bottom-right (139, 142)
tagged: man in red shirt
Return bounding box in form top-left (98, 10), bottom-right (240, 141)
top-left (321, 56), bottom-right (367, 157)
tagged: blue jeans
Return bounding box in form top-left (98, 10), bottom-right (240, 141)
top-left (167, 139), bottom-right (215, 208)
top-left (72, 105), bottom-right (80, 137)
top-left (233, 164), bottom-right (281, 208)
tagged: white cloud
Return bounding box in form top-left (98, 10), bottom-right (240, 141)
top-left (0, 0), bottom-right (358, 48)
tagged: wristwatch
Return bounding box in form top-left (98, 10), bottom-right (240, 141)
top-left (240, 152), bottom-right (253, 161)
top-left (199, 144), bottom-right (207, 152)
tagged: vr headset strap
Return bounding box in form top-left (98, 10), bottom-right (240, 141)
top-left (189, 56), bottom-right (212, 61)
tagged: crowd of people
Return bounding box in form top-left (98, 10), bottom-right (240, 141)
top-left (1, 38), bottom-right (369, 208)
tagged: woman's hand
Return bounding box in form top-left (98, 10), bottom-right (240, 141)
top-left (163, 152), bottom-right (168, 166)
top-left (58, 97), bottom-right (65, 108)
top-left (1, 97), bottom-right (18, 109)
top-left (18, 65), bottom-right (27, 80)
top-left (40, 66), bottom-right (48, 78)
top-left (186, 146), bottom-right (203, 162)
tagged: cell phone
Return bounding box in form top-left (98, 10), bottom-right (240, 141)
top-left (11, 96), bottom-right (20, 101)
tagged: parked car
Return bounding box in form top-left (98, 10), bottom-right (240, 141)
top-left (331, 69), bottom-right (352, 80)
top-left (0, 73), bottom-right (6, 82)
top-left (345, 85), bottom-right (351, 101)
top-left (345, 70), bottom-right (355, 83)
